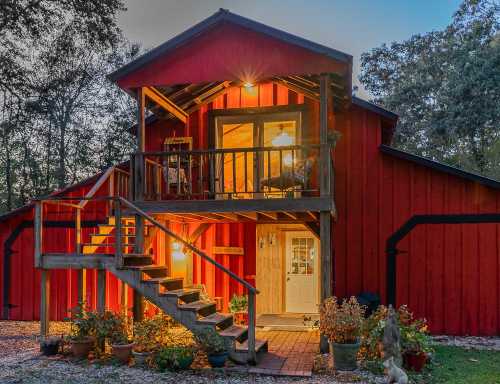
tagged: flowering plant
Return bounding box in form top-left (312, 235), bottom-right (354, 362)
top-left (319, 296), bottom-right (366, 344)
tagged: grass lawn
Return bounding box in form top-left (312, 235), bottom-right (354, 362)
top-left (414, 345), bottom-right (500, 383)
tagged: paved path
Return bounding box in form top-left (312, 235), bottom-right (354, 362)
top-left (250, 330), bottom-right (319, 377)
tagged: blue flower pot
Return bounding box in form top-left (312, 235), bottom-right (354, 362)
top-left (207, 352), bottom-right (228, 368)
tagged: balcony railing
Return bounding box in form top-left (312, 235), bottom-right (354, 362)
top-left (131, 145), bottom-right (323, 201)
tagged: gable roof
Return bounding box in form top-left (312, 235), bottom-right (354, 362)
top-left (109, 9), bottom-right (352, 84)
top-left (380, 144), bottom-right (500, 190)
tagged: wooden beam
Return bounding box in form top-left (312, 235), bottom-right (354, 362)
top-left (133, 290), bottom-right (144, 322)
top-left (185, 81), bottom-right (232, 113)
top-left (281, 211), bottom-right (299, 220)
top-left (42, 254), bottom-right (115, 269)
top-left (258, 211), bottom-right (278, 220)
top-left (144, 86), bottom-right (188, 123)
top-left (304, 222), bottom-right (320, 239)
top-left (237, 212), bottom-right (258, 221)
top-left (211, 212), bottom-right (239, 221)
top-left (40, 269), bottom-right (50, 339)
top-left (189, 223), bottom-right (212, 243)
top-left (130, 197), bottom-right (333, 214)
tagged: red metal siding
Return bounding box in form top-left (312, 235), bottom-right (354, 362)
top-left (334, 104), bottom-right (500, 335)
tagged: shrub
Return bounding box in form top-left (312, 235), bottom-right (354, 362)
top-left (134, 314), bottom-right (174, 352)
top-left (359, 305), bottom-right (432, 365)
top-left (66, 302), bottom-right (96, 341)
top-left (319, 296), bottom-right (366, 344)
top-left (154, 346), bottom-right (194, 371)
top-left (228, 294), bottom-right (248, 313)
top-left (195, 328), bottom-right (226, 354)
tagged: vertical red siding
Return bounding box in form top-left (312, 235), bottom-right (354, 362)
top-left (334, 104), bottom-right (500, 335)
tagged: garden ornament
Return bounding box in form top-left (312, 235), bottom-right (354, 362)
top-left (383, 357), bottom-right (408, 384)
top-left (383, 305), bottom-right (403, 367)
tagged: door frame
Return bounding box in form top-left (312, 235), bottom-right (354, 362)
top-left (284, 230), bottom-right (320, 313)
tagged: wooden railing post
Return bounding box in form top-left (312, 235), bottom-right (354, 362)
top-left (40, 269), bottom-right (50, 339)
top-left (247, 290), bottom-right (257, 364)
top-left (34, 201), bottom-right (43, 268)
top-left (75, 209), bottom-right (81, 256)
top-left (114, 199), bottom-right (123, 268)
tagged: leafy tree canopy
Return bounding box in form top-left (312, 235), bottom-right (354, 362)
top-left (360, 0), bottom-right (500, 179)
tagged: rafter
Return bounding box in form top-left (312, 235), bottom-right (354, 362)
top-left (143, 86), bottom-right (188, 123)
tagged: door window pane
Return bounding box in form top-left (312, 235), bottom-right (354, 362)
top-left (290, 237), bottom-right (314, 275)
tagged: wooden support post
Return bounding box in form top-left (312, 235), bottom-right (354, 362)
top-left (247, 290), bottom-right (257, 364)
top-left (40, 269), bottom-right (50, 339)
top-left (77, 270), bottom-right (86, 304)
top-left (115, 199), bottom-right (123, 268)
top-left (319, 73), bottom-right (333, 353)
top-left (97, 269), bottom-right (106, 313)
top-left (133, 290), bottom-right (144, 322)
top-left (34, 201), bottom-right (43, 268)
top-left (132, 87), bottom-right (146, 320)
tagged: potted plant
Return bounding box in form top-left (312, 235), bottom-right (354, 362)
top-left (154, 346), bottom-right (194, 371)
top-left (229, 294), bottom-right (248, 325)
top-left (108, 313), bottom-right (134, 363)
top-left (133, 315), bottom-right (167, 365)
top-left (40, 336), bottom-right (62, 356)
top-left (320, 296), bottom-right (366, 371)
top-left (67, 302), bottom-right (96, 358)
top-left (401, 320), bottom-right (432, 372)
top-left (195, 328), bottom-right (227, 368)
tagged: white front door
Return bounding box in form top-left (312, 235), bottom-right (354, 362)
top-left (285, 231), bottom-right (319, 313)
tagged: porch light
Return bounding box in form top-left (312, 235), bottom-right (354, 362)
top-left (272, 125), bottom-right (294, 147)
top-left (172, 241), bottom-right (185, 260)
top-left (243, 81), bottom-right (254, 88)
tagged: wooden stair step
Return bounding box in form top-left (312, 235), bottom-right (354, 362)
top-left (127, 265), bottom-right (168, 278)
top-left (219, 325), bottom-right (248, 342)
top-left (178, 301), bottom-right (216, 317)
top-left (161, 289), bottom-right (200, 303)
top-left (235, 339), bottom-right (268, 353)
top-left (143, 277), bottom-right (183, 290)
top-left (197, 313), bottom-right (233, 329)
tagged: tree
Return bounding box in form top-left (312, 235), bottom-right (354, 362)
top-left (360, 0), bottom-right (500, 179)
top-left (0, 0), bottom-right (138, 212)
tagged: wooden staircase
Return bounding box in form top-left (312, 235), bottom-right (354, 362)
top-left (87, 214), bottom-right (268, 364)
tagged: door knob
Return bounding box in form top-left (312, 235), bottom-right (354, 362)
top-left (286, 277), bottom-right (290, 281)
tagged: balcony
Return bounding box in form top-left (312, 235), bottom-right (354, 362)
top-left (130, 144), bottom-right (334, 217)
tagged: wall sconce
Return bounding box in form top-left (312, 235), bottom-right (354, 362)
top-left (268, 233), bottom-right (277, 246)
top-left (171, 241), bottom-right (185, 261)
top-left (258, 236), bottom-right (265, 249)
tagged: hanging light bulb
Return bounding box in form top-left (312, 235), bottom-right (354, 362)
top-left (271, 124), bottom-right (294, 147)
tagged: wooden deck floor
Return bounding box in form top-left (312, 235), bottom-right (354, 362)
top-left (249, 330), bottom-right (319, 377)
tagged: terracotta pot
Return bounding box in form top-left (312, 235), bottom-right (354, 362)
top-left (403, 351), bottom-right (427, 372)
top-left (70, 337), bottom-right (94, 358)
top-left (112, 342), bottom-right (135, 363)
top-left (132, 350), bottom-right (151, 366)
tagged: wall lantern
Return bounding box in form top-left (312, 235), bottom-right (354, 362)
top-left (171, 241), bottom-right (185, 261)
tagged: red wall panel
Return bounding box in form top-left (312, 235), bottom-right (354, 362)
top-left (333, 104), bottom-right (500, 335)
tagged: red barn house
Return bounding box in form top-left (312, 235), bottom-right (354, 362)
top-left (1, 9), bottom-right (499, 362)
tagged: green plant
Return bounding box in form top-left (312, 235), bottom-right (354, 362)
top-left (195, 328), bottom-right (226, 354)
top-left (319, 296), bottom-right (366, 344)
top-left (134, 314), bottom-right (171, 352)
top-left (154, 346), bottom-right (194, 371)
top-left (228, 294), bottom-right (248, 313)
top-left (359, 305), bottom-right (433, 367)
top-left (66, 302), bottom-right (96, 341)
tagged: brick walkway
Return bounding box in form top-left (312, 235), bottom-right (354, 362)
top-left (249, 330), bottom-right (319, 377)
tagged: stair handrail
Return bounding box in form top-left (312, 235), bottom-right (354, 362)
top-left (115, 196), bottom-right (259, 364)
top-left (116, 197), bottom-right (257, 294)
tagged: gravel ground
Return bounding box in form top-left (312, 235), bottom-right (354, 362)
top-left (433, 335), bottom-right (500, 351)
top-left (0, 321), bottom-right (70, 356)
top-left (0, 321), bottom-right (385, 383)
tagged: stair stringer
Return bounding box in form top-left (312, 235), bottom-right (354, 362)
top-left (106, 265), bottom-right (252, 363)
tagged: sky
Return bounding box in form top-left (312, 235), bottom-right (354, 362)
top-left (118, 0), bottom-right (462, 98)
